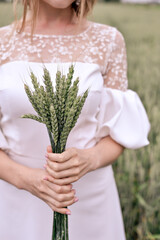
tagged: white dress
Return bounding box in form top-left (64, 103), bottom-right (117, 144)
top-left (0, 22), bottom-right (150, 240)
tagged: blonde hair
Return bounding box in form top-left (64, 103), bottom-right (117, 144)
top-left (14, 0), bottom-right (97, 34)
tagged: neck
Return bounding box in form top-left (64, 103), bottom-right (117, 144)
top-left (24, 1), bottom-right (88, 36)
top-left (28, 2), bottom-right (76, 34)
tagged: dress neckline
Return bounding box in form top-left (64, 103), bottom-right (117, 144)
top-left (20, 21), bottom-right (93, 39)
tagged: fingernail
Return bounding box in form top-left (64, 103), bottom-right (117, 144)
top-left (73, 189), bottom-right (76, 194)
top-left (66, 210), bottom-right (71, 215)
top-left (43, 176), bottom-right (48, 180)
top-left (43, 164), bottom-right (47, 169)
top-left (74, 197), bottom-right (79, 203)
top-left (45, 153), bottom-right (49, 158)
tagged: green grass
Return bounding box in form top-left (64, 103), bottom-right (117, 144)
top-left (0, 2), bottom-right (160, 240)
top-left (92, 3), bottom-right (160, 240)
top-left (0, 3), bottom-right (14, 26)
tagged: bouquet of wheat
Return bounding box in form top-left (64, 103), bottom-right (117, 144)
top-left (22, 64), bottom-right (88, 240)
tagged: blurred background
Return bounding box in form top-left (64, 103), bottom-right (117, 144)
top-left (0, 0), bottom-right (160, 239)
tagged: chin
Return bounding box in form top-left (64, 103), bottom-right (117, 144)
top-left (41, 0), bottom-right (75, 9)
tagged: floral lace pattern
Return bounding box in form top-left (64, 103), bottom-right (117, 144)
top-left (0, 22), bottom-right (128, 91)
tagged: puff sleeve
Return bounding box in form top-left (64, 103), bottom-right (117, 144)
top-left (96, 30), bottom-right (150, 149)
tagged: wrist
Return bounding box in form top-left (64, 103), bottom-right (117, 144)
top-left (0, 151), bottom-right (34, 191)
top-left (85, 146), bottom-right (100, 172)
top-left (15, 164), bottom-right (31, 190)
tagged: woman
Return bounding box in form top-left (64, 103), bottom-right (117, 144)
top-left (0, 0), bottom-right (150, 239)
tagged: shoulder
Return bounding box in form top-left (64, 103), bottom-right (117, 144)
top-left (90, 21), bottom-right (125, 45)
top-left (0, 24), bottom-right (13, 40)
top-left (0, 25), bottom-right (14, 65)
top-left (0, 24), bottom-right (13, 48)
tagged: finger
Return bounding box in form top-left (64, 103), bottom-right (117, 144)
top-left (44, 193), bottom-right (78, 209)
top-left (53, 189), bottom-right (76, 203)
top-left (47, 157), bottom-right (79, 172)
top-left (46, 152), bottom-right (66, 163)
top-left (52, 206), bottom-right (71, 215)
top-left (44, 179), bottom-right (73, 194)
top-left (46, 148), bottom-right (77, 163)
top-left (46, 164), bottom-right (79, 179)
top-left (47, 145), bottom-right (52, 153)
top-left (40, 181), bottom-right (76, 204)
top-left (52, 176), bottom-right (79, 185)
top-left (51, 205), bottom-right (71, 215)
top-left (45, 199), bottom-right (71, 215)
top-left (53, 197), bottom-right (78, 208)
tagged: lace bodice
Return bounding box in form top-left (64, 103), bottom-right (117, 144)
top-left (0, 22), bottom-right (128, 91)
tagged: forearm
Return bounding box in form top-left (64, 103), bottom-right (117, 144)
top-left (89, 136), bottom-right (124, 171)
top-left (0, 150), bottom-right (76, 214)
top-left (0, 150), bottom-right (28, 189)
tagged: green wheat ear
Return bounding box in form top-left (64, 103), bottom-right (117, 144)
top-left (43, 67), bottom-right (55, 104)
top-left (64, 64), bottom-right (74, 98)
top-left (22, 64), bottom-right (88, 152)
top-left (50, 104), bottom-right (58, 146)
top-left (21, 114), bottom-right (43, 123)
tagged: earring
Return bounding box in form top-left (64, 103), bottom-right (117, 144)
top-left (75, 0), bottom-right (81, 6)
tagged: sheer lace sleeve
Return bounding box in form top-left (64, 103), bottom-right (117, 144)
top-left (104, 30), bottom-right (128, 91)
top-left (0, 25), bottom-right (13, 66)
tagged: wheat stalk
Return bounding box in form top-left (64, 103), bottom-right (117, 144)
top-left (22, 64), bottom-right (88, 240)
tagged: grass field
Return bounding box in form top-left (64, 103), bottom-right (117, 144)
top-left (0, 2), bottom-right (160, 240)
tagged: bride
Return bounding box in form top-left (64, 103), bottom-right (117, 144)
top-left (0, 0), bottom-right (150, 239)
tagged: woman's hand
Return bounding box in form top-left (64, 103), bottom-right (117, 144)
top-left (45, 137), bottom-right (124, 186)
top-left (45, 146), bottom-right (95, 186)
top-left (21, 167), bottom-right (77, 215)
top-left (0, 150), bottom-right (78, 214)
